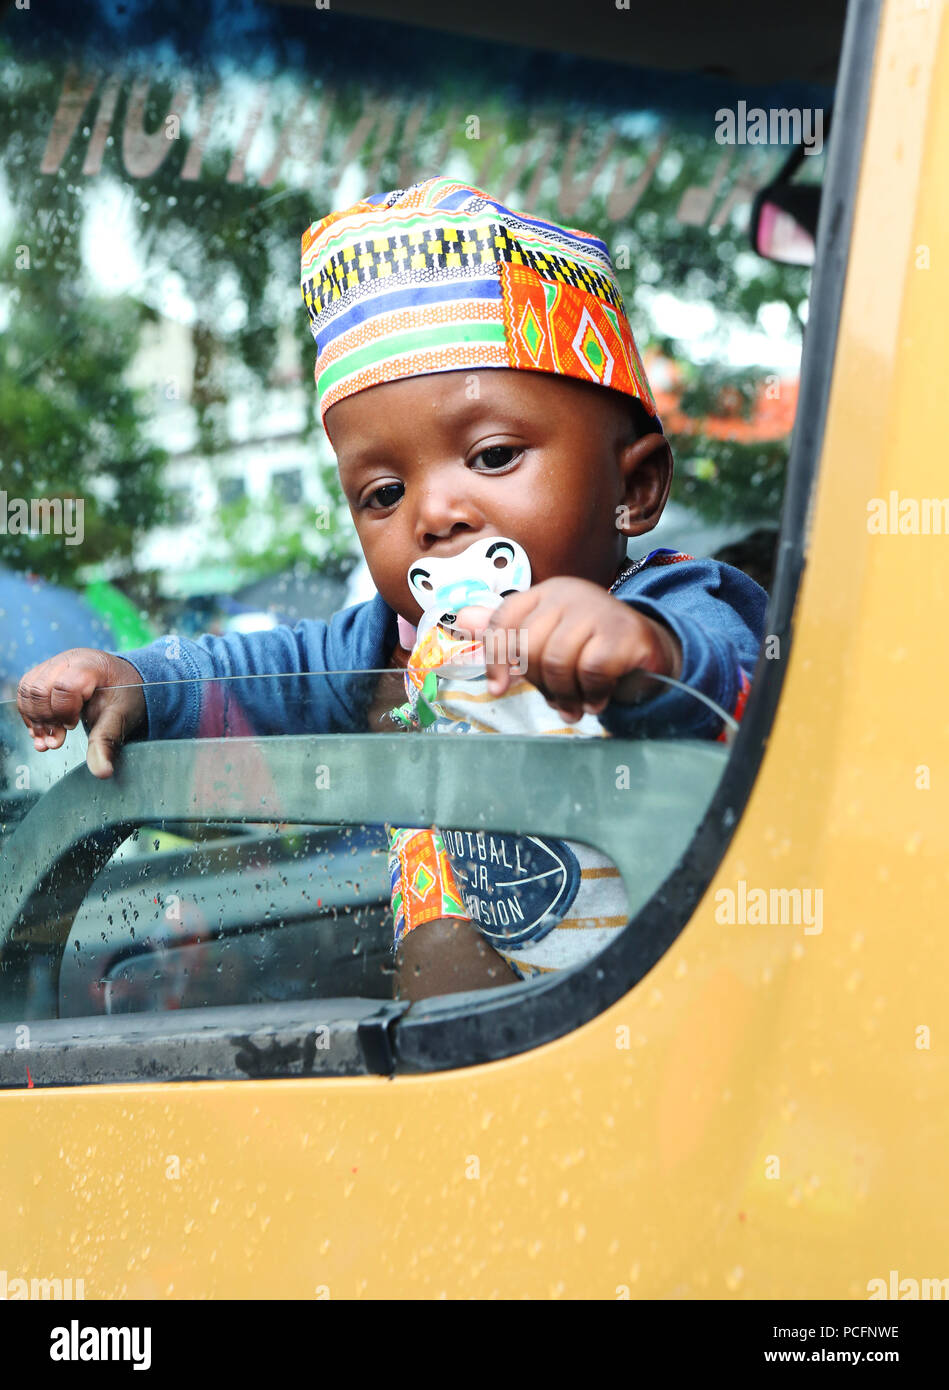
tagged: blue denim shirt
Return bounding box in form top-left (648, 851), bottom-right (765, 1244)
top-left (117, 551), bottom-right (767, 742)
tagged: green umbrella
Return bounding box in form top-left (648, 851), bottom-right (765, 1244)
top-left (82, 576), bottom-right (157, 649)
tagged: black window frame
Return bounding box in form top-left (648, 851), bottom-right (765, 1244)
top-left (395, 0), bottom-right (883, 1074)
top-left (0, 0), bottom-right (882, 1086)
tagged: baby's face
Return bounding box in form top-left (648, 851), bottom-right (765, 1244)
top-left (326, 368), bottom-right (670, 626)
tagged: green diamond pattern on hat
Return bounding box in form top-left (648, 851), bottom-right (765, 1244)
top-left (518, 301), bottom-right (546, 364)
top-left (574, 309), bottom-right (613, 384)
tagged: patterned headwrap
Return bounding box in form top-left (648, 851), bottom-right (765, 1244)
top-left (300, 175), bottom-right (660, 437)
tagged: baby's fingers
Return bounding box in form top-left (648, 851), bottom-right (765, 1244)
top-left (457, 593), bottom-right (537, 697)
top-left (31, 723), bottom-right (67, 751)
top-left (17, 653), bottom-right (99, 730)
top-left (536, 617), bottom-right (595, 722)
top-left (84, 700), bottom-right (128, 779)
top-left (573, 634), bottom-right (630, 710)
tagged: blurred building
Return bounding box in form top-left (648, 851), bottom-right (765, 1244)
top-left (123, 314), bottom-right (340, 608)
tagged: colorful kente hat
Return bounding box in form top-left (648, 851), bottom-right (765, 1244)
top-left (300, 176), bottom-right (660, 436)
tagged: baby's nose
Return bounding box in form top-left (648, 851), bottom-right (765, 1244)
top-left (414, 471), bottom-right (483, 546)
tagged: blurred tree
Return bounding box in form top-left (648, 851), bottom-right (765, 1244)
top-left (0, 235), bottom-right (167, 584)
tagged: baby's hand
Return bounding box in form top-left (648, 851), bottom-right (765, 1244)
top-left (456, 577), bottom-right (682, 724)
top-left (16, 649), bottom-right (146, 779)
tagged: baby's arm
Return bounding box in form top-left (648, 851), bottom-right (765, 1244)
top-left (17, 648), bottom-right (146, 778)
top-left (15, 626), bottom-right (322, 779)
top-left (16, 597), bottom-right (396, 778)
top-left (118, 615), bottom-right (370, 744)
top-left (458, 559), bottom-right (766, 739)
top-left (602, 555), bottom-right (765, 738)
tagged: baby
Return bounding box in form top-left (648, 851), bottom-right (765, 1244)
top-left (16, 177), bottom-right (766, 998)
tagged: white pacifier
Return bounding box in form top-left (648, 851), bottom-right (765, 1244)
top-left (404, 537), bottom-right (532, 680)
top-left (407, 536), bottom-right (531, 633)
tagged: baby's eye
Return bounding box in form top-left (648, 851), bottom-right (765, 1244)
top-left (470, 445), bottom-right (522, 472)
top-left (365, 481), bottom-right (404, 510)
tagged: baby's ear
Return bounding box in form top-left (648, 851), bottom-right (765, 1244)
top-left (616, 432), bottom-right (674, 537)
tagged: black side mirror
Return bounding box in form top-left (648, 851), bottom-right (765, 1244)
top-left (749, 133), bottom-right (828, 268)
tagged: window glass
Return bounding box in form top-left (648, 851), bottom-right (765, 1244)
top-left (0, 670), bottom-right (727, 1019)
top-left (0, 0), bottom-right (832, 1044)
